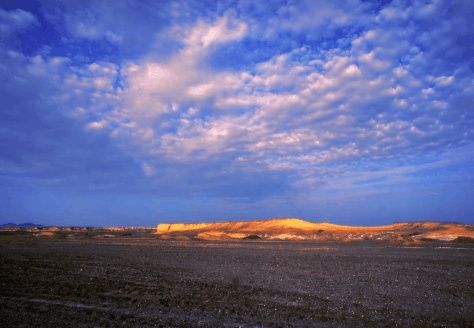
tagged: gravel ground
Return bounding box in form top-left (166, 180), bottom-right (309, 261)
top-left (0, 236), bottom-right (473, 327)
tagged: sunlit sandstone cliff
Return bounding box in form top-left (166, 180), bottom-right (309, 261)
top-left (156, 218), bottom-right (474, 242)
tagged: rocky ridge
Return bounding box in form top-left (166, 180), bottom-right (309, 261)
top-left (156, 218), bottom-right (474, 243)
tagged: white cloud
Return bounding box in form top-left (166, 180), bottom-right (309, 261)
top-left (87, 120), bottom-right (107, 130)
top-left (47, 3), bottom-right (472, 189)
top-left (87, 15), bottom-right (249, 150)
top-left (64, 12), bottom-right (123, 44)
top-left (184, 15), bottom-right (247, 50)
top-left (2, 0), bottom-right (474, 224)
top-left (263, 0), bottom-right (369, 37)
top-left (434, 75), bottom-right (454, 86)
top-left (0, 8), bottom-right (37, 35)
top-left (142, 162), bottom-right (156, 176)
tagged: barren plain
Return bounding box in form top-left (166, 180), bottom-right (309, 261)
top-left (1, 223), bottom-right (474, 327)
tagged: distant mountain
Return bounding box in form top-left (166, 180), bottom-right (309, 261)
top-left (0, 222), bottom-right (42, 228)
top-left (156, 218), bottom-right (474, 243)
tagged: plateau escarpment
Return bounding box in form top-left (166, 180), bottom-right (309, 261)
top-left (156, 218), bottom-right (474, 243)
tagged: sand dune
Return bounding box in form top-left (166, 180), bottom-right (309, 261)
top-left (156, 218), bottom-right (474, 242)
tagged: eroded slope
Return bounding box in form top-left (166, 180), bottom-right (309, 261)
top-left (156, 218), bottom-right (474, 242)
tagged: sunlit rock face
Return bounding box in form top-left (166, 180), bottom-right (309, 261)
top-left (156, 218), bottom-right (474, 243)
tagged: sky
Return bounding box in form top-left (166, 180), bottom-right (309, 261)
top-left (0, 0), bottom-right (473, 226)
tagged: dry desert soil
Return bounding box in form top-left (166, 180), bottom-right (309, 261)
top-left (0, 232), bottom-right (473, 327)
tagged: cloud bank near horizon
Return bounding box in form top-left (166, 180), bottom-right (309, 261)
top-left (1, 0), bottom-right (473, 225)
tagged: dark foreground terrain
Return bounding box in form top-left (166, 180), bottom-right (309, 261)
top-left (1, 234), bottom-right (473, 327)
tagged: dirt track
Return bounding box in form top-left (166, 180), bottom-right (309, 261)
top-left (1, 236), bottom-right (473, 327)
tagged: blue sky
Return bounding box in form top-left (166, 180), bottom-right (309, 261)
top-left (1, 0), bottom-right (473, 226)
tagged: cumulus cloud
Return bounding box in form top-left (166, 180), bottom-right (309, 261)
top-left (62, 2), bottom-right (473, 191)
top-left (0, 8), bottom-right (37, 35)
top-left (0, 48), bottom-right (141, 195)
top-left (1, 0), bottom-right (474, 223)
top-left (90, 15), bottom-right (249, 153)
